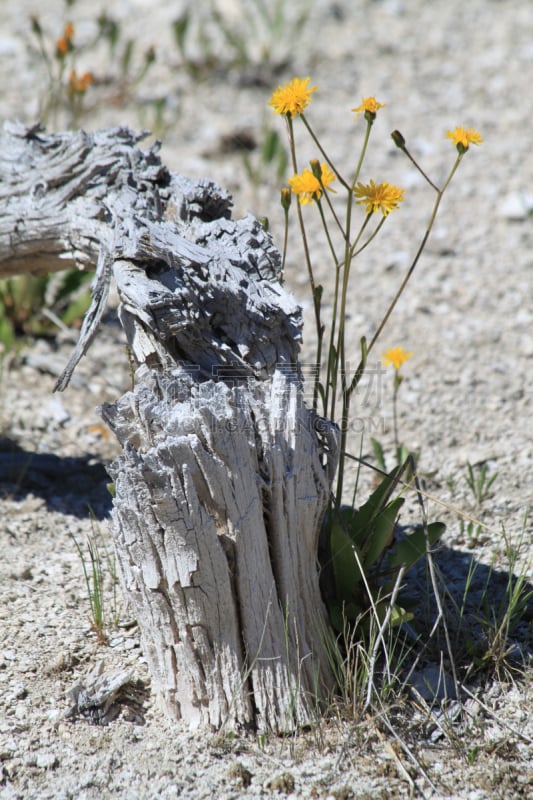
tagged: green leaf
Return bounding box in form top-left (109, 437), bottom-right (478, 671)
top-left (0, 315), bottom-right (15, 351)
top-left (389, 604), bottom-right (414, 627)
top-left (315, 381), bottom-right (326, 407)
top-left (351, 465), bottom-right (403, 541)
top-left (371, 437), bottom-right (387, 472)
top-left (387, 521), bottom-right (446, 571)
top-left (261, 129), bottom-right (281, 164)
top-left (328, 602), bottom-right (344, 634)
top-left (364, 497), bottom-right (405, 568)
top-left (330, 518), bottom-right (364, 603)
top-left (60, 290), bottom-right (91, 326)
top-left (121, 39), bottom-right (134, 76)
top-left (172, 14), bottom-right (190, 56)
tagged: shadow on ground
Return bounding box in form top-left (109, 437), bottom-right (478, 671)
top-left (0, 437), bottom-right (112, 519)
top-left (402, 538), bottom-right (533, 674)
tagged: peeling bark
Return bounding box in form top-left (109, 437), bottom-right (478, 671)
top-left (0, 122), bottom-right (339, 732)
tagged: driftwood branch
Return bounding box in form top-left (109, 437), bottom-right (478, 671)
top-left (0, 121), bottom-right (339, 732)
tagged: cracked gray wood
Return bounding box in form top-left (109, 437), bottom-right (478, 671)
top-left (0, 121), bottom-right (339, 732)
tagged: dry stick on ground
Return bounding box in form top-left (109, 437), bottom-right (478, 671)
top-left (0, 121), bottom-right (339, 732)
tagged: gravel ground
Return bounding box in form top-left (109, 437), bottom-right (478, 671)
top-left (0, 0), bottom-right (532, 798)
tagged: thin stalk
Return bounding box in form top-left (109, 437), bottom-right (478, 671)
top-left (338, 153), bottom-right (462, 497)
top-left (392, 372), bottom-right (401, 451)
top-left (334, 117), bottom-right (373, 412)
top-left (280, 206), bottom-right (289, 281)
top-left (285, 115), bottom-right (324, 411)
top-left (334, 214), bottom-right (371, 502)
top-left (321, 183), bottom-right (348, 240)
top-left (363, 153), bottom-right (463, 364)
top-left (316, 199), bottom-right (340, 268)
top-left (350, 119), bottom-right (374, 193)
top-left (300, 113), bottom-right (351, 191)
top-left (335, 216), bottom-right (370, 396)
top-left (396, 140), bottom-right (440, 192)
top-left (349, 215), bottom-right (386, 260)
top-left (315, 199), bottom-right (340, 416)
top-left (324, 261), bottom-right (341, 420)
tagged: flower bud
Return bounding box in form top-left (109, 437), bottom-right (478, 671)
top-left (30, 15), bottom-right (42, 36)
top-left (391, 129), bottom-right (406, 149)
top-left (309, 159), bottom-right (321, 180)
top-left (280, 187), bottom-right (292, 212)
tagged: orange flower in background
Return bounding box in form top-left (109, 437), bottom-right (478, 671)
top-left (56, 21), bottom-right (74, 59)
top-left (446, 126), bottom-right (483, 151)
top-left (288, 162), bottom-right (336, 205)
top-left (68, 69), bottom-right (93, 95)
top-left (56, 36), bottom-right (69, 58)
top-left (354, 179), bottom-right (404, 216)
top-left (268, 76), bottom-right (317, 118)
top-left (382, 347), bottom-right (413, 371)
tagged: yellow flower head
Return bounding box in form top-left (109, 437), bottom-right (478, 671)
top-left (354, 180), bottom-right (404, 216)
top-left (268, 77), bottom-right (317, 118)
top-left (352, 96), bottom-right (386, 119)
top-left (382, 347), bottom-right (413, 371)
top-left (288, 162), bottom-right (336, 205)
top-left (446, 126), bottom-right (483, 152)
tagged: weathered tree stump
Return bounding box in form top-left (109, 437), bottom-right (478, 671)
top-left (0, 121), bottom-right (339, 731)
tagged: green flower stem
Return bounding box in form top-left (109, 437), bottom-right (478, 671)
top-left (365, 153), bottom-right (463, 361)
top-left (329, 116), bottom-right (374, 502)
top-left (325, 264), bottom-right (340, 419)
top-left (331, 118), bottom-right (374, 439)
top-left (34, 27), bottom-right (55, 84)
top-left (300, 113), bottom-right (351, 191)
top-left (349, 214), bottom-right (386, 261)
top-left (321, 184), bottom-right (348, 240)
top-left (316, 199), bottom-right (339, 275)
top-left (335, 214), bottom-right (371, 391)
top-left (351, 119), bottom-right (374, 192)
top-left (286, 115), bottom-right (324, 411)
top-left (315, 198), bottom-right (340, 416)
top-left (396, 142), bottom-right (440, 192)
top-left (336, 118), bottom-right (373, 408)
top-left (280, 207), bottom-right (289, 281)
top-left (335, 336), bottom-right (367, 508)
top-left (392, 371), bottom-right (401, 450)
top-left (337, 151), bottom-right (462, 502)
top-left (334, 213), bottom-right (370, 505)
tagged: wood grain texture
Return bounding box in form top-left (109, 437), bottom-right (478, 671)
top-left (0, 122), bottom-right (339, 731)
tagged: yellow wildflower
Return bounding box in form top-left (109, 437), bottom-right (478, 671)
top-left (354, 180), bottom-right (404, 216)
top-left (288, 162), bottom-right (336, 205)
top-left (382, 347), bottom-right (413, 370)
top-left (446, 126), bottom-right (483, 151)
top-left (352, 96), bottom-right (386, 118)
top-left (268, 76), bottom-right (317, 118)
